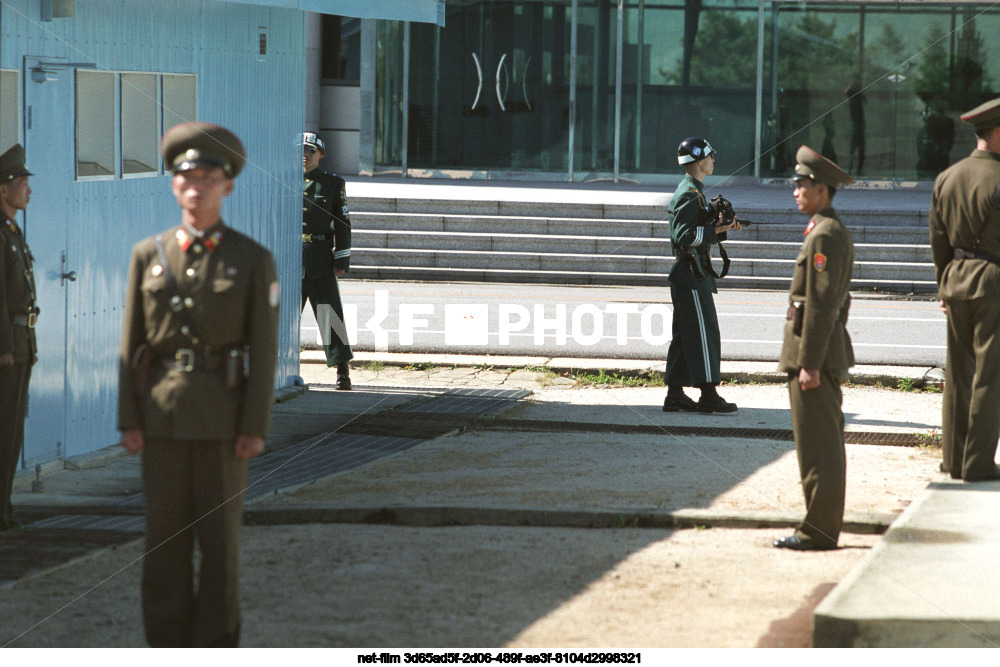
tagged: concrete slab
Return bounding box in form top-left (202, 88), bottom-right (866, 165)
top-left (814, 476), bottom-right (1000, 647)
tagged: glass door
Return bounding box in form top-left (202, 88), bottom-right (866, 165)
top-left (406, 0), bottom-right (575, 174)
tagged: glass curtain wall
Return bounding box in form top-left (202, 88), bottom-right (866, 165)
top-left (374, 1), bottom-right (1000, 181)
top-left (765, 3), bottom-right (999, 180)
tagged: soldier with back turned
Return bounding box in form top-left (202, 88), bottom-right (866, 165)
top-left (929, 97), bottom-right (1000, 483)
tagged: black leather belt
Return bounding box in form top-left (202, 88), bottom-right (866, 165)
top-left (12, 313), bottom-right (38, 328)
top-left (302, 233), bottom-right (330, 242)
top-left (160, 348), bottom-right (227, 372)
top-left (954, 248), bottom-right (1000, 265)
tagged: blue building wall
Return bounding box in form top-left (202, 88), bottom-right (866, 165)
top-left (1, 0), bottom-right (305, 463)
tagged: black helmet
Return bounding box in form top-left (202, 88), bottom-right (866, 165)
top-left (677, 137), bottom-right (714, 165)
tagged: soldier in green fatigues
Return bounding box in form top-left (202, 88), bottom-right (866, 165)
top-left (118, 123), bottom-right (279, 646)
top-left (929, 97), bottom-right (1000, 482)
top-left (0, 144), bottom-right (38, 532)
top-left (301, 132), bottom-right (353, 389)
top-left (774, 146), bottom-right (855, 551)
top-left (663, 137), bottom-right (742, 413)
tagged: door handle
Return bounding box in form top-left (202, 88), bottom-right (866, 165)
top-left (60, 251), bottom-right (76, 286)
top-left (470, 52), bottom-right (484, 110)
top-left (495, 53), bottom-right (509, 111)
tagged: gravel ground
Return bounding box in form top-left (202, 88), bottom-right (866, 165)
top-left (0, 363), bottom-right (944, 649)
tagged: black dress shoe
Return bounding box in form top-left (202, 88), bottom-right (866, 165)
top-left (964, 467), bottom-right (1000, 482)
top-left (663, 393), bottom-right (698, 412)
top-left (939, 462), bottom-right (963, 479)
top-left (773, 535), bottom-right (836, 551)
top-left (697, 394), bottom-right (737, 414)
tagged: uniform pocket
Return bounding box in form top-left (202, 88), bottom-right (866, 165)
top-left (205, 278), bottom-right (247, 334)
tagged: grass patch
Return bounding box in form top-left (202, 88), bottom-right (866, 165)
top-left (403, 362), bottom-right (434, 372)
top-left (914, 429), bottom-right (942, 450)
top-left (361, 360), bottom-right (385, 373)
top-left (569, 369), bottom-right (663, 388)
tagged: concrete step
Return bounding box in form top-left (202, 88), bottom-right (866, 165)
top-left (350, 249), bottom-right (935, 288)
top-left (349, 264), bottom-right (935, 294)
top-left (355, 230), bottom-right (932, 263)
top-left (347, 187), bottom-right (934, 292)
top-left (813, 477), bottom-right (1000, 647)
top-left (352, 212), bottom-right (932, 245)
top-left (353, 196), bottom-right (928, 227)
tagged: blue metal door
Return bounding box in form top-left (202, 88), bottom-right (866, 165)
top-left (21, 57), bottom-right (74, 466)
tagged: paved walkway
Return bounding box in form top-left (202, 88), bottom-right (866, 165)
top-left (1, 354), bottom-right (992, 648)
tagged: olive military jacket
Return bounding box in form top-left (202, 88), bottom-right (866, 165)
top-left (0, 219), bottom-right (38, 363)
top-left (667, 174), bottom-right (723, 293)
top-left (118, 222), bottom-right (279, 440)
top-left (303, 168), bottom-right (351, 279)
top-left (778, 208), bottom-right (855, 379)
top-left (929, 149), bottom-right (1000, 300)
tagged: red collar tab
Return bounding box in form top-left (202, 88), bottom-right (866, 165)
top-left (176, 227), bottom-right (224, 253)
top-left (804, 219), bottom-right (816, 235)
top-left (5, 220), bottom-right (21, 235)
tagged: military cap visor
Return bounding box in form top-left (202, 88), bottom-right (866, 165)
top-left (0, 144), bottom-right (34, 183)
top-left (793, 145), bottom-right (853, 188)
top-left (960, 97), bottom-right (1000, 131)
top-left (161, 122), bottom-right (246, 178)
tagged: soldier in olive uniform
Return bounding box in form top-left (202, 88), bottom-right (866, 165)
top-left (774, 146), bottom-right (855, 551)
top-left (0, 144), bottom-right (38, 531)
top-left (118, 123), bottom-right (279, 646)
top-left (301, 132), bottom-right (353, 389)
top-left (663, 137), bottom-right (742, 414)
top-left (929, 97), bottom-right (1000, 482)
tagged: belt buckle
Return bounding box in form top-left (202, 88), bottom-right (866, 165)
top-left (27, 312), bottom-right (38, 328)
top-left (302, 233), bottom-right (312, 242)
top-left (174, 349), bottom-right (195, 372)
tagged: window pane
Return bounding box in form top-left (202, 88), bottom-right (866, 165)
top-left (76, 71), bottom-right (116, 178)
top-left (121, 73), bottom-right (158, 175)
top-left (162, 74), bottom-right (197, 129)
top-left (0, 70), bottom-right (19, 154)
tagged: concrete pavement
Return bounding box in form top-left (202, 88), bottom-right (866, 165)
top-left (1, 352), bottom-right (996, 647)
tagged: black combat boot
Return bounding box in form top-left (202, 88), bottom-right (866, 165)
top-left (336, 363), bottom-right (352, 391)
top-left (696, 384), bottom-right (737, 413)
top-left (663, 386), bottom-right (698, 412)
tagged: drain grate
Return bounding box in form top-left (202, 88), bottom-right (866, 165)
top-left (473, 419), bottom-right (932, 447)
top-left (27, 514), bottom-right (146, 532)
top-left (340, 387), bottom-right (531, 438)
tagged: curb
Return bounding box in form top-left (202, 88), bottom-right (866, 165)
top-left (241, 504), bottom-right (897, 535)
top-left (301, 350), bottom-right (942, 388)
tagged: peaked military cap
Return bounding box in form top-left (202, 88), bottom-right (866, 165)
top-left (302, 131), bottom-right (326, 153)
top-left (793, 145), bottom-right (853, 189)
top-left (960, 97), bottom-right (1000, 132)
top-left (161, 122), bottom-right (246, 178)
top-left (0, 144), bottom-right (33, 184)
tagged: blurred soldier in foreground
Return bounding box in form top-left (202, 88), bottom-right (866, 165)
top-left (929, 97), bottom-right (1000, 482)
top-left (118, 123), bottom-right (279, 645)
top-left (774, 146), bottom-right (855, 551)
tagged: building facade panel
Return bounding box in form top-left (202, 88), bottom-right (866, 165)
top-left (1, 0), bottom-right (306, 463)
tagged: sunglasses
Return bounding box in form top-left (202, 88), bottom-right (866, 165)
top-left (304, 146), bottom-right (317, 155)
